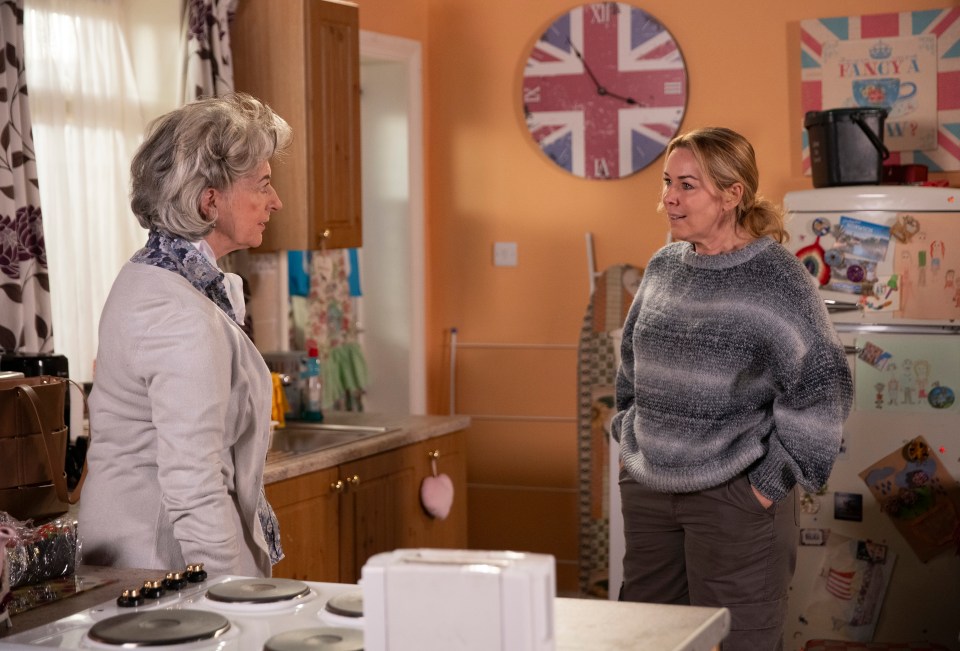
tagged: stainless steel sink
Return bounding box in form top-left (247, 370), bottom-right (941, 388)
top-left (270, 421), bottom-right (398, 454)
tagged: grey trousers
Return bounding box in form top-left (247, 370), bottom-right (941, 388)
top-left (619, 470), bottom-right (798, 651)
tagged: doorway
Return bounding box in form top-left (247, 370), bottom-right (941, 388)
top-left (357, 32), bottom-right (425, 414)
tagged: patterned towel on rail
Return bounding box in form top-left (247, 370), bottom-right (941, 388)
top-left (304, 250), bottom-right (368, 410)
top-left (576, 264), bottom-right (642, 598)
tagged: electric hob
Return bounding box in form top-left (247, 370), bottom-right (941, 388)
top-left (2, 569), bottom-right (364, 651)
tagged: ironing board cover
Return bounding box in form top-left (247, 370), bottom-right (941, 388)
top-left (576, 264), bottom-right (643, 597)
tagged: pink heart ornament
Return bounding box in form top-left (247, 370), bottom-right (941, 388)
top-left (420, 473), bottom-right (454, 520)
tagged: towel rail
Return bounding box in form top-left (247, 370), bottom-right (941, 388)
top-left (448, 330), bottom-right (576, 415)
top-left (468, 414), bottom-right (575, 423)
top-left (454, 342), bottom-right (576, 350)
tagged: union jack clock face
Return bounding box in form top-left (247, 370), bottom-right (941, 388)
top-left (521, 3), bottom-right (688, 180)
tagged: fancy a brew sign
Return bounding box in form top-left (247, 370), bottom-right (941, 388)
top-left (798, 7), bottom-right (960, 174)
top-left (821, 35), bottom-right (938, 153)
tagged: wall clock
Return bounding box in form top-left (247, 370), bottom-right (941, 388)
top-left (521, 2), bottom-right (688, 180)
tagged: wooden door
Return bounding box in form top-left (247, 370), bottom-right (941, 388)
top-left (305, 0), bottom-right (362, 250)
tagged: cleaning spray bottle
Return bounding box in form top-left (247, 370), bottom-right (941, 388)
top-left (301, 347), bottom-right (324, 422)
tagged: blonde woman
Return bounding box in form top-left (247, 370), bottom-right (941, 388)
top-left (612, 127), bottom-right (853, 650)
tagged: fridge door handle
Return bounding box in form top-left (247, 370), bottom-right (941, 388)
top-left (824, 299), bottom-right (862, 313)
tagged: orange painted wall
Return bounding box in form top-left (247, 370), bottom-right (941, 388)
top-left (359, 0), bottom-right (960, 593)
top-left (357, 0), bottom-right (428, 40)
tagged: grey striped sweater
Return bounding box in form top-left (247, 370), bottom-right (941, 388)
top-left (611, 236), bottom-right (853, 502)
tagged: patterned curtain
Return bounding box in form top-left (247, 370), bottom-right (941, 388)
top-left (0, 0), bottom-right (52, 353)
top-left (184, 0), bottom-right (262, 341)
top-left (184, 0), bottom-right (239, 101)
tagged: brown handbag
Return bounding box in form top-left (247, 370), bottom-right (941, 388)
top-left (0, 375), bottom-right (87, 522)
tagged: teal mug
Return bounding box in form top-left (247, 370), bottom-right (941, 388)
top-left (852, 77), bottom-right (917, 108)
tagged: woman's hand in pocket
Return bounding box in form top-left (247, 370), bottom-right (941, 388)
top-left (751, 484), bottom-right (774, 509)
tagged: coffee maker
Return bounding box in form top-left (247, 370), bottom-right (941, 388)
top-left (0, 352), bottom-right (86, 489)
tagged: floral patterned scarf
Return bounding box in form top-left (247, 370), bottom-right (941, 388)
top-left (131, 229), bottom-right (238, 322)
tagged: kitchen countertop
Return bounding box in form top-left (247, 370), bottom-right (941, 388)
top-left (2, 565), bottom-right (146, 638)
top-left (4, 566), bottom-right (730, 650)
top-left (555, 597), bottom-right (728, 651)
top-left (264, 412), bottom-right (470, 484)
top-left (47, 413), bottom-right (469, 518)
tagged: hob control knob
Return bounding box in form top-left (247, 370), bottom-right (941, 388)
top-left (141, 580), bottom-right (165, 600)
top-left (163, 572), bottom-right (187, 591)
top-left (116, 588), bottom-right (144, 608)
top-left (185, 563), bottom-right (208, 583)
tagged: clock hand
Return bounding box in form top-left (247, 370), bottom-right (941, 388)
top-left (604, 89), bottom-right (646, 106)
top-left (566, 37), bottom-right (645, 106)
top-left (566, 37), bottom-right (605, 95)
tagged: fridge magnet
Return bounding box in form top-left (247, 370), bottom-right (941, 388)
top-left (846, 264), bottom-right (865, 283)
top-left (834, 492), bottom-right (864, 522)
top-left (863, 275), bottom-right (900, 312)
top-left (927, 382), bottom-right (955, 409)
top-left (800, 534), bottom-right (896, 642)
top-left (836, 217), bottom-right (892, 266)
top-left (857, 340), bottom-right (893, 371)
top-left (859, 435), bottom-right (960, 562)
top-left (795, 236), bottom-right (831, 286)
top-left (812, 217), bottom-right (832, 237)
top-left (889, 214), bottom-right (920, 244)
top-left (800, 528), bottom-right (829, 546)
top-left (801, 8), bottom-right (960, 172)
top-left (824, 247), bottom-right (844, 268)
top-left (801, 491), bottom-right (822, 515)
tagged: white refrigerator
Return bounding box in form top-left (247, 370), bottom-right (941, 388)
top-left (781, 185), bottom-right (960, 649)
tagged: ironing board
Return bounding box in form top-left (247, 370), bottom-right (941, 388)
top-left (576, 264), bottom-right (642, 597)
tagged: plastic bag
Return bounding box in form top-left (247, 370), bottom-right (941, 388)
top-left (0, 512), bottom-right (78, 588)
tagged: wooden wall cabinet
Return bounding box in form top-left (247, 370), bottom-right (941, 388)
top-left (232, 0), bottom-right (362, 251)
top-left (266, 431), bottom-right (467, 583)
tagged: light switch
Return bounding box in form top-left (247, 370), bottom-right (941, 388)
top-left (493, 242), bottom-right (518, 267)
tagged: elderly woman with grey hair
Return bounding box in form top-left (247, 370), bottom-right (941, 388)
top-left (79, 93), bottom-right (292, 577)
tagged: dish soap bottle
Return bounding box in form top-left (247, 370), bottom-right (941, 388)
top-left (301, 347), bottom-right (324, 422)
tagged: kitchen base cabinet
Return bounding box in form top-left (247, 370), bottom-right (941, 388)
top-left (267, 431), bottom-right (467, 583)
top-left (265, 466), bottom-right (340, 581)
top-left (408, 432), bottom-right (468, 551)
top-left (266, 468), bottom-right (340, 581)
top-left (337, 445), bottom-right (418, 584)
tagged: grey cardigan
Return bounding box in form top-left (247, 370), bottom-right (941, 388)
top-left (79, 262), bottom-right (273, 576)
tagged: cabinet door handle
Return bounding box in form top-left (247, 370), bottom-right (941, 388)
top-left (346, 474), bottom-right (360, 487)
top-left (330, 479), bottom-right (345, 493)
top-left (427, 449), bottom-right (440, 459)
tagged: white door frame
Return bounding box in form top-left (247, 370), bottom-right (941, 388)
top-left (359, 31), bottom-right (426, 414)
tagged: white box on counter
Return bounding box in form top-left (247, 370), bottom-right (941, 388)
top-left (362, 548), bottom-right (556, 651)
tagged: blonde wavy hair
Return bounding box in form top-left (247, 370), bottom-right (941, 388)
top-left (658, 127), bottom-right (788, 243)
